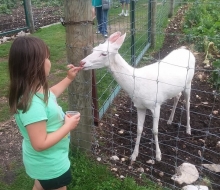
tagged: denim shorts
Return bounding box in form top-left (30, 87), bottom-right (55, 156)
top-left (120, 0), bottom-right (130, 3)
top-left (38, 168), bottom-right (72, 190)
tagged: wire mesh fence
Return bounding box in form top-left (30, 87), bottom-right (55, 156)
top-left (0, 0), bottom-right (220, 189)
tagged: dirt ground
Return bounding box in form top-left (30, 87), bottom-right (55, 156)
top-left (0, 4), bottom-right (220, 190)
top-left (0, 6), bottom-right (62, 33)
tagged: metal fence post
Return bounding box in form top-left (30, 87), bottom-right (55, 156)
top-left (168, 0), bottom-right (175, 18)
top-left (151, 0), bottom-right (157, 48)
top-left (23, 0), bottom-right (35, 33)
top-left (148, 0), bottom-right (152, 44)
top-left (131, 0), bottom-right (136, 66)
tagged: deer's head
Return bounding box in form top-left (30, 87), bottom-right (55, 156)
top-left (80, 31), bottom-right (126, 70)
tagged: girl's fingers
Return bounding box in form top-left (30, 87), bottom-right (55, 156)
top-left (74, 67), bottom-right (83, 71)
top-left (66, 114), bottom-right (71, 118)
top-left (72, 113), bottom-right (80, 118)
top-left (67, 64), bottom-right (74, 69)
top-left (66, 64), bottom-right (83, 80)
top-left (67, 64), bottom-right (82, 68)
top-left (67, 64), bottom-right (82, 71)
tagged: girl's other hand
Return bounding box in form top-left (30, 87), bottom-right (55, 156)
top-left (66, 64), bottom-right (83, 80)
top-left (64, 113), bottom-right (80, 130)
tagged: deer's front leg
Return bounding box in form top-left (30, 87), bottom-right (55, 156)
top-left (152, 105), bottom-right (162, 161)
top-left (130, 108), bottom-right (146, 162)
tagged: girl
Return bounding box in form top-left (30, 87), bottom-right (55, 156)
top-left (8, 36), bottom-right (82, 190)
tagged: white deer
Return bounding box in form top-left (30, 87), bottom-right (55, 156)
top-left (80, 31), bottom-right (195, 161)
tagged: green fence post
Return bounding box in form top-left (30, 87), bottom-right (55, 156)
top-left (131, 0), bottom-right (136, 66)
top-left (148, 0), bottom-right (152, 44)
top-left (23, 0), bottom-right (35, 33)
top-left (168, 0), bottom-right (175, 18)
top-left (151, 0), bottom-right (157, 48)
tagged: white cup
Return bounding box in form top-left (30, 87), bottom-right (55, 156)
top-left (65, 111), bottom-right (80, 117)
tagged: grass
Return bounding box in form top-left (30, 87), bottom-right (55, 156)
top-left (68, 150), bottom-right (167, 190)
top-left (0, 42), bottom-right (13, 98)
top-left (0, 150), bottom-right (166, 190)
top-left (0, 42), bottom-right (14, 121)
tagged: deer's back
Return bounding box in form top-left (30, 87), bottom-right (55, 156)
top-left (131, 49), bottom-right (195, 109)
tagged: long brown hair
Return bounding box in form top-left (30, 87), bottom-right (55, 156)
top-left (8, 36), bottom-right (50, 114)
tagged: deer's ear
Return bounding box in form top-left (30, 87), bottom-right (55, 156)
top-left (113, 33), bottom-right (126, 48)
top-left (108, 31), bottom-right (121, 43)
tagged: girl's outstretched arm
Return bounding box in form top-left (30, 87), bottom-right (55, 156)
top-left (50, 64), bottom-right (82, 97)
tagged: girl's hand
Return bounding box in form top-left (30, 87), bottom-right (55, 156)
top-left (67, 64), bottom-right (83, 80)
top-left (64, 113), bottom-right (81, 130)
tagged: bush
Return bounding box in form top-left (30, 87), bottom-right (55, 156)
top-left (0, 0), bottom-right (20, 14)
top-left (211, 60), bottom-right (220, 90)
top-left (183, 0), bottom-right (220, 52)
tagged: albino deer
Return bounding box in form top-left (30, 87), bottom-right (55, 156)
top-left (80, 31), bottom-right (195, 161)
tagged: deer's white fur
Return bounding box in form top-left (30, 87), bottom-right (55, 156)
top-left (80, 32), bottom-right (195, 161)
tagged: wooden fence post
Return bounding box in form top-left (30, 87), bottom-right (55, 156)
top-left (64, 0), bottom-right (93, 152)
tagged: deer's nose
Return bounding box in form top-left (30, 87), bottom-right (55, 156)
top-left (80, 61), bottom-right (85, 67)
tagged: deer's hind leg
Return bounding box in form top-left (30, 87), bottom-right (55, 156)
top-left (152, 105), bottom-right (162, 161)
top-left (183, 84), bottom-right (192, 135)
top-left (130, 108), bottom-right (146, 162)
top-left (167, 92), bottom-right (182, 125)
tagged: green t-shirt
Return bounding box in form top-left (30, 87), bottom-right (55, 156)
top-left (15, 91), bottom-right (70, 180)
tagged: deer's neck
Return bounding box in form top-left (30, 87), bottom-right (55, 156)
top-left (110, 53), bottom-right (134, 73)
top-left (108, 53), bottom-right (135, 94)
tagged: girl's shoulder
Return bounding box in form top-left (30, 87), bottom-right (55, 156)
top-left (34, 91), bottom-right (56, 100)
top-left (30, 91), bottom-right (56, 107)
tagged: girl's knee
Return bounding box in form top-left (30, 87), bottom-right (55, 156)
top-left (33, 180), bottom-right (44, 190)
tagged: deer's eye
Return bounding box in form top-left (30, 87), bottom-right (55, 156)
top-left (101, 52), bottom-right (108, 56)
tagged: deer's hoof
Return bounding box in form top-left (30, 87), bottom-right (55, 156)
top-left (130, 154), bottom-right (137, 162)
top-left (156, 154), bottom-right (162, 161)
top-left (186, 130), bottom-right (191, 135)
top-left (167, 120), bottom-right (172, 125)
